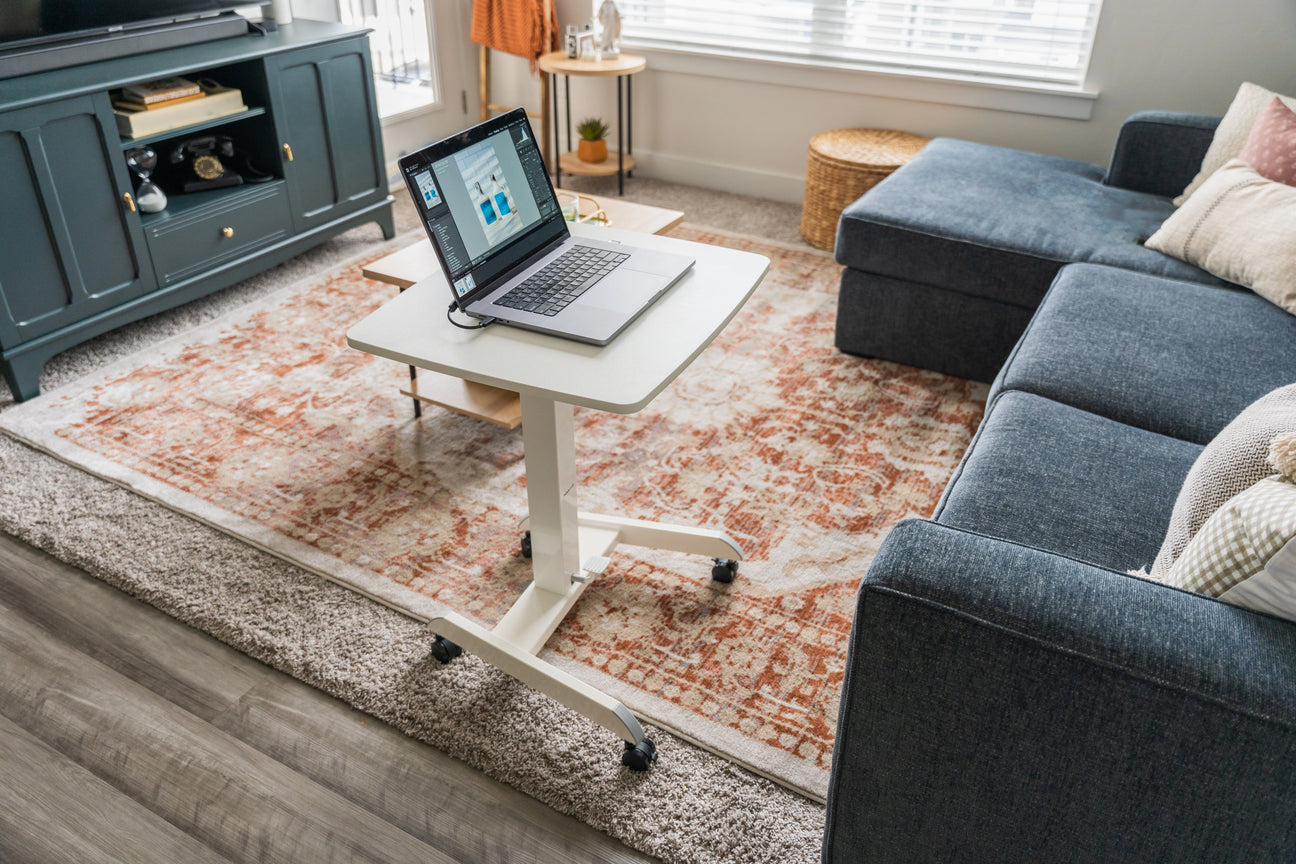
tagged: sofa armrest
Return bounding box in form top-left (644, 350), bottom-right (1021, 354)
top-left (1102, 111), bottom-right (1220, 197)
top-left (824, 519), bottom-right (1296, 864)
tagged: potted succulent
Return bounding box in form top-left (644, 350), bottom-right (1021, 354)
top-left (576, 117), bottom-right (609, 163)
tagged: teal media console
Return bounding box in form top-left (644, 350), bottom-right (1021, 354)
top-left (0, 19), bottom-right (395, 400)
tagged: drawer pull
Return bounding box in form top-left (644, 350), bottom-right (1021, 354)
top-left (282, 143), bottom-right (294, 162)
top-left (122, 192), bottom-right (136, 212)
top-left (221, 227), bottom-right (234, 238)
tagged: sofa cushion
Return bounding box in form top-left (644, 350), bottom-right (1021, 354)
top-left (933, 390), bottom-right (1202, 571)
top-left (992, 264), bottom-right (1296, 445)
top-left (835, 138), bottom-right (1227, 309)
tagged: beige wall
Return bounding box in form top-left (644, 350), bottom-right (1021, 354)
top-left (476, 0), bottom-right (1296, 203)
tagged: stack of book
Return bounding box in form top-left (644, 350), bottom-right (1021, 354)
top-left (113, 77), bottom-right (248, 140)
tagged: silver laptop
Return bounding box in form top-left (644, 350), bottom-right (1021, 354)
top-left (399, 108), bottom-right (693, 346)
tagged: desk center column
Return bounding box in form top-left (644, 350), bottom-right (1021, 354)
top-left (519, 393), bottom-right (581, 594)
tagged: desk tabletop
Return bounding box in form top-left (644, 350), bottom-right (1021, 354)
top-left (346, 223), bottom-right (769, 414)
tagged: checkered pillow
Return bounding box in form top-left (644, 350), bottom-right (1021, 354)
top-left (1150, 383), bottom-right (1296, 579)
top-left (1167, 477), bottom-right (1296, 591)
top-left (1166, 434), bottom-right (1296, 621)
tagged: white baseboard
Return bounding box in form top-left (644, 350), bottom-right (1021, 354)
top-left (386, 160), bottom-right (406, 193)
top-left (623, 150), bottom-right (805, 205)
top-left (388, 151), bottom-right (807, 205)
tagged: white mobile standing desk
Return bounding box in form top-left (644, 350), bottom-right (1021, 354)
top-left (346, 222), bottom-right (769, 769)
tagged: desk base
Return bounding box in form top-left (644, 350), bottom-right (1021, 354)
top-left (428, 510), bottom-right (744, 769)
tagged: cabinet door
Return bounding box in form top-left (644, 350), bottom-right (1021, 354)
top-left (0, 94), bottom-right (155, 347)
top-left (269, 37), bottom-right (387, 234)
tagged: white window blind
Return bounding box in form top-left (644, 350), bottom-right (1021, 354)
top-left (618, 0), bottom-right (1103, 88)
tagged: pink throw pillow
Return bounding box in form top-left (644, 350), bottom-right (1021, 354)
top-left (1240, 96), bottom-right (1296, 186)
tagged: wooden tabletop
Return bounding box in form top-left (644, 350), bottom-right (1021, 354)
top-left (538, 51), bottom-right (646, 77)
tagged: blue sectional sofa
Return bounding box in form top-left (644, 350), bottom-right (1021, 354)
top-left (823, 115), bottom-right (1296, 861)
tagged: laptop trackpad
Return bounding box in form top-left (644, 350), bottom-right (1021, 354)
top-left (586, 269), bottom-right (666, 314)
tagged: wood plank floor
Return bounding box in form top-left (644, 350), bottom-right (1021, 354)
top-left (0, 530), bottom-right (658, 864)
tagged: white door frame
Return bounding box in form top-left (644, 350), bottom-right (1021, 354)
top-left (378, 0), bottom-right (476, 179)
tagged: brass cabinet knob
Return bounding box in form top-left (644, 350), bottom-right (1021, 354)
top-left (221, 227), bottom-right (234, 238)
top-left (282, 142), bottom-right (294, 162)
top-left (122, 192), bottom-right (136, 212)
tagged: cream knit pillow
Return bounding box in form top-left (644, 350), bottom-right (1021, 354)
top-left (1175, 82), bottom-right (1296, 205)
top-left (1150, 384), bottom-right (1296, 579)
top-left (1145, 159), bottom-right (1296, 315)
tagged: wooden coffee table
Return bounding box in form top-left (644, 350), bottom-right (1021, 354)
top-left (362, 191), bottom-right (684, 427)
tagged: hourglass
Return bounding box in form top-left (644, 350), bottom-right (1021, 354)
top-left (125, 146), bottom-right (167, 213)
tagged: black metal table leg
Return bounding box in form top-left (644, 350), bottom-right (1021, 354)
top-left (551, 72), bottom-right (561, 186)
top-left (409, 365), bottom-right (421, 418)
top-left (565, 76), bottom-right (572, 157)
top-left (617, 75), bottom-right (624, 196)
top-left (398, 285), bottom-right (421, 418)
top-left (627, 74), bottom-right (633, 178)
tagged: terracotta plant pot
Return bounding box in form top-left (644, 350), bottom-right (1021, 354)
top-left (577, 138), bottom-right (608, 163)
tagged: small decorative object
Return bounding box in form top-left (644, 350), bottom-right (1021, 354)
top-left (124, 145), bottom-right (167, 212)
top-left (576, 24), bottom-right (596, 61)
top-left (597, 0), bottom-right (621, 59)
top-left (565, 24), bottom-right (579, 58)
top-left (167, 134), bottom-right (243, 193)
top-left (576, 117), bottom-right (609, 163)
top-left (556, 191), bottom-right (610, 226)
top-left (557, 191), bottom-right (579, 221)
top-left (264, 0), bottom-right (293, 24)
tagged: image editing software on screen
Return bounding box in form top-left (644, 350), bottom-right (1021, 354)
top-left (405, 117), bottom-right (559, 300)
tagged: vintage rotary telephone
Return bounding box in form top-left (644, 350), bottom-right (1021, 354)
top-left (167, 134), bottom-right (244, 193)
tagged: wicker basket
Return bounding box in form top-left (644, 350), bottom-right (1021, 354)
top-left (800, 128), bottom-right (930, 251)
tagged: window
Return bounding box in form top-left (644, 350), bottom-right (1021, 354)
top-left (618, 0), bottom-right (1104, 89)
top-left (339, 0), bottom-right (439, 118)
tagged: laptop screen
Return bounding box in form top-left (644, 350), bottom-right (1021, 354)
top-left (400, 109), bottom-right (568, 303)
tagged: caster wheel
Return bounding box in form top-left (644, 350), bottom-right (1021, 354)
top-left (711, 558), bottom-right (738, 583)
top-left (430, 635), bottom-right (462, 664)
top-left (520, 530), bottom-right (532, 559)
top-left (622, 738), bottom-right (657, 771)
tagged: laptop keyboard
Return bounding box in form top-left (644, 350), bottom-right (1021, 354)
top-left (495, 245), bottom-right (631, 317)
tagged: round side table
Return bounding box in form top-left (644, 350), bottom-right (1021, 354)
top-left (800, 128), bottom-right (930, 251)
top-left (538, 51), bottom-right (646, 196)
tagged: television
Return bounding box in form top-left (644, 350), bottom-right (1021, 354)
top-left (0, 1), bottom-right (269, 78)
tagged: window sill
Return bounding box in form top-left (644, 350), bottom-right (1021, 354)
top-left (625, 41), bottom-right (1098, 121)
top-left (381, 106), bottom-right (443, 126)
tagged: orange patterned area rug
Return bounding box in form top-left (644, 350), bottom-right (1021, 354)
top-left (0, 226), bottom-right (986, 800)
